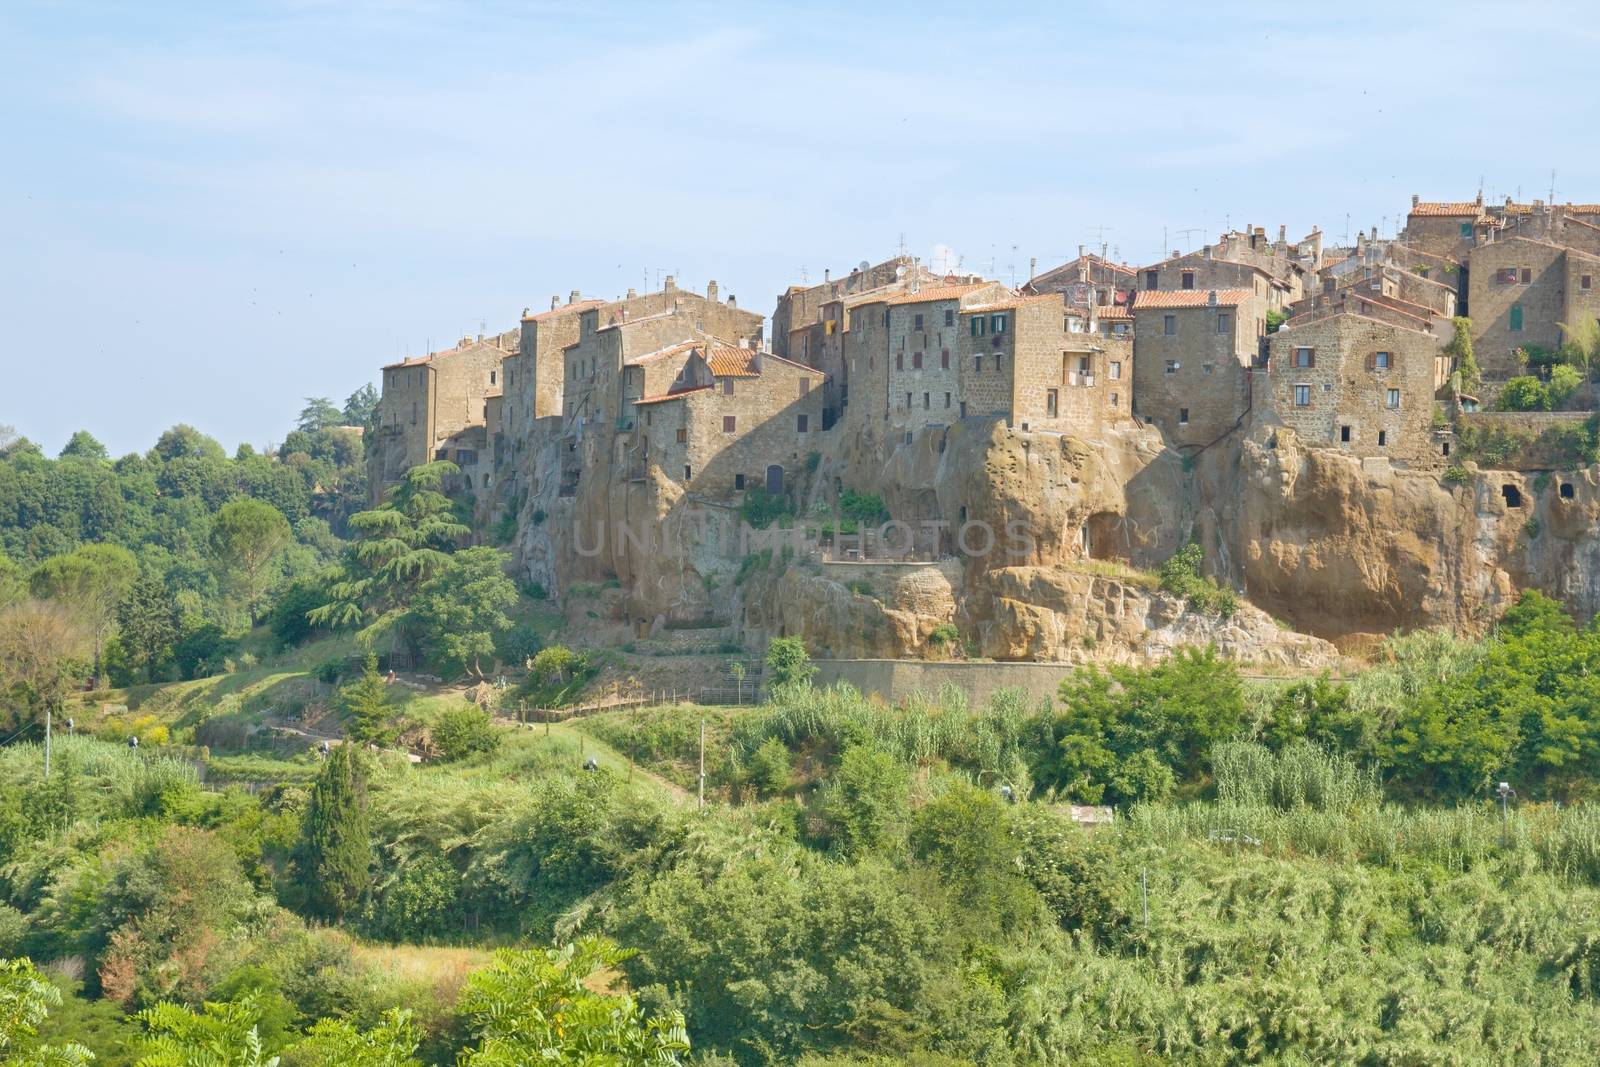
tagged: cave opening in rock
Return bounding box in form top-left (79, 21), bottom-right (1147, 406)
top-left (1502, 484), bottom-right (1523, 508)
top-left (1083, 511), bottom-right (1125, 561)
top-left (1561, 482), bottom-right (1576, 500)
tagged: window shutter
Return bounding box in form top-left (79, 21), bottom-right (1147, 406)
top-left (1365, 351), bottom-right (1375, 371)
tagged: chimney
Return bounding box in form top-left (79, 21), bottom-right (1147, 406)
top-left (707, 279), bottom-right (718, 301)
top-left (664, 275), bottom-right (676, 291)
top-left (1278, 224), bottom-right (1287, 244)
top-left (1028, 256), bottom-right (1037, 281)
top-left (1412, 194), bottom-right (1420, 209)
top-left (569, 290), bottom-right (580, 305)
top-left (1078, 244), bottom-right (1085, 258)
top-left (626, 287), bottom-right (637, 299)
top-left (550, 296), bottom-right (559, 310)
top-left (1207, 289), bottom-right (1218, 306)
top-left (824, 269), bottom-right (830, 283)
top-left (1370, 226), bottom-right (1377, 241)
top-left (727, 294), bottom-right (736, 307)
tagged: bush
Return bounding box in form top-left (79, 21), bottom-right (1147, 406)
top-left (1443, 464), bottom-right (1473, 487)
top-left (765, 636), bottom-right (815, 689)
top-left (746, 737), bottom-right (792, 797)
top-left (928, 623), bottom-right (960, 647)
top-left (432, 704), bottom-right (501, 762)
top-left (1158, 543), bottom-right (1237, 618)
top-left (845, 579), bottom-right (873, 596)
top-left (1498, 375), bottom-right (1552, 412)
top-left (739, 489), bottom-right (794, 529)
top-left (838, 489), bottom-right (889, 525)
top-left (315, 657), bottom-right (347, 686)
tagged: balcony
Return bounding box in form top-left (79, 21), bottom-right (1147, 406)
top-left (1068, 372), bottom-right (1096, 388)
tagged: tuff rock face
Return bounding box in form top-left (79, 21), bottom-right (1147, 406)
top-left (509, 402), bottom-right (1600, 664)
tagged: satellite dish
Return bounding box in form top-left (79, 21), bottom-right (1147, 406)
top-left (895, 265), bottom-right (907, 279)
top-left (858, 260), bottom-right (870, 273)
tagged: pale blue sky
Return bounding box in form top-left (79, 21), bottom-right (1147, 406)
top-left (5, 1), bottom-right (1597, 455)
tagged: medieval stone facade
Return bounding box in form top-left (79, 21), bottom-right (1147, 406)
top-left (1130, 289), bottom-right (1263, 446)
top-left (369, 335), bottom-right (511, 500)
top-left (1466, 212), bottom-right (1600, 378)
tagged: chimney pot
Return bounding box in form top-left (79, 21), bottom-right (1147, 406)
top-left (1411, 194), bottom-right (1420, 208)
top-left (665, 275), bottom-right (676, 291)
top-left (727, 294), bottom-right (736, 307)
top-left (1278, 224), bottom-right (1287, 243)
top-left (550, 296), bottom-right (558, 310)
top-left (569, 290), bottom-right (580, 304)
top-left (823, 269), bottom-right (830, 282)
top-left (1207, 290), bottom-right (1218, 306)
top-left (707, 279), bottom-right (718, 301)
top-left (626, 287), bottom-right (636, 299)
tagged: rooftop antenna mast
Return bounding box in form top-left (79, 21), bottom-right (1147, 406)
top-left (1176, 228), bottom-right (1203, 252)
top-left (1550, 169), bottom-right (1558, 203)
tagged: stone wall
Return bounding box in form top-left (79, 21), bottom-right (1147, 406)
top-left (813, 658), bottom-right (1077, 707)
top-left (1131, 300), bottom-right (1257, 447)
top-left (1468, 237), bottom-right (1568, 377)
top-left (1268, 311), bottom-right (1446, 467)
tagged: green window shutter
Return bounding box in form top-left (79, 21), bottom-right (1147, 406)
top-left (1510, 304), bottom-right (1524, 331)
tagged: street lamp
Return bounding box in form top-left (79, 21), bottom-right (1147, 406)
top-left (1496, 781), bottom-right (1517, 847)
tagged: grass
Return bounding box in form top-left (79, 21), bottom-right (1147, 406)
top-left (1069, 558), bottom-right (1160, 589)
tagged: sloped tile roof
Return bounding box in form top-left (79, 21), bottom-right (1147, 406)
top-left (1131, 288), bottom-right (1254, 309)
top-left (1408, 201), bottom-right (1485, 218)
top-left (522, 299), bottom-right (604, 323)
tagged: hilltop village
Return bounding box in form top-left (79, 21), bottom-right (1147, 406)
top-left (365, 194), bottom-right (1600, 663)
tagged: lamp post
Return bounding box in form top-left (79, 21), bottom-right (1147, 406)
top-left (1496, 781), bottom-right (1517, 847)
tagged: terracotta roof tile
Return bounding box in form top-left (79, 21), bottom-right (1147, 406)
top-left (633, 385), bottom-right (712, 406)
top-left (1131, 288), bottom-right (1254, 309)
top-left (961, 293), bottom-right (1059, 313)
top-left (884, 284), bottom-right (988, 306)
top-left (522, 299), bottom-right (604, 323)
top-left (1408, 201), bottom-right (1485, 218)
top-left (1096, 306), bottom-right (1133, 320)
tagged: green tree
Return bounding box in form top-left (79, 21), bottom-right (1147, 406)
top-left (765, 636), bottom-right (815, 690)
top-left (408, 547), bottom-right (517, 678)
top-left (208, 499), bottom-right (291, 624)
top-left (746, 737), bottom-right (792, 796)
top-left (1497, 375), bottom-right (1550, 412)
top-left (0, 600), bottom-right (88, 738)
top-left (135, 996), bottom-right (276, 1067)
top-left (58, 432), bottom-right (108, 462)
top-left (817, 746), bottom-right (910, 857)
top-left (288, 1010), bottom-right (419, 1067)
top-left (455, 939), bottom-right (688, 1066)
top-left (432, 704), bottom-right (501, 762)
top-left (296, 398), bottom-right (343, 434)
top-left (28, 544), bottom-right (138, 687)
top-left (116, 573), bottom-right (178, 683)
top-left (293, 745), bottom-right (372, 921)
top-left (308, 462), bottom-right (467, 656)
top-left (338, 655), bottom-right (393, 744)
top-left (1549, 363), bottom-right (1583, 406)
top-left (1446, 316), bottom-right (1480, 390)
top-left (0, 555), bottom-right (20, 611)
top-left (341, 385), bottom-right (379, 430)
top-left (0, 958), bottom-right (93, 1066)
top-left (529, 645), bottom-right (579, 686)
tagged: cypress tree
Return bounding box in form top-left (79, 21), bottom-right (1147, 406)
top-left (294, 743), bottom-right (372, 921)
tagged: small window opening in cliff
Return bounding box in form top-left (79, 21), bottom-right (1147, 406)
top-left (1561, 482), bottom-right (1576, 499)
top-left (1084, 511), bottom-right (1124, 561)
top-left (1340, 425), bottom-right (1350, 443)
top-left (1502, 484), bottom-right (1523, 508)
top-left (1442, 442), bottom-right (1450, 457)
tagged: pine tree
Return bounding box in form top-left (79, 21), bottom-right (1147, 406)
top-left (294, 743), bottom-right (373, 921)
top-left (117, 572), bottom-right (178, 682)
top-left (340, 653), bottom-right (393, 743)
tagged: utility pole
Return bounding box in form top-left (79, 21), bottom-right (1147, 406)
top-left (1496, 781), bottom-right (1517, 847)
top-left (44, 707), bottom-right (51, 780)
top-left (698, 718), bottom-right (706, 810)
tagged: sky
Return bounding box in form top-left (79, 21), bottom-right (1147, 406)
top-left (4, 0), bottom-right (1598, 456)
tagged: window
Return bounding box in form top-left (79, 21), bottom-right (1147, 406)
top-left (456, 449), bottom-right (477, 466)
top-left (489, 370), bottom-right (496, 385)
top-left (1510, 303), bottom-right (1524, 332)
top-left (941, 349), bottom-right (950, 369)
top-left (723, 415), bottom-right (736, 433)
top-left (676, 427), bottom-right (686, 443)
top-left (1178, 408), bottom-right (1190, 425)
top-left (685, 465), bottom-right (692, 479)
top-left (1340, 425), bottom-right (1351, 443)
top-left (1583, 275), bottom-right (1594, 291)
top-left (1165, 359), bottom-right (1180, 374)
top-left (410, 400), bottom-right (417, 425)
top-left (914, 313), bottom-right (924, 330)
top-left (944, 309), bottom-right (954, 326)
top-left (896, 353), bottom-right (904, 371)
top-left (991, 314), bottom-right (1007, 334)
top-left (922, 392), bottom-right (930, 410)
top-left (735, 474), bottom-right (745, 490)
top-left (723, 378), bottom-right (734, 395)
top-left (797, 413), bottom-right (809, 432)
top-left (1110, 391), bottom-right (1119, 407)
top-left (1216, 313), bottom-right (1231, 335)
top-left (959, 401), bottom-right (968, 417)
top-left (1521, 268), bottom-right (1532, 284)
top-left (1145, 270), bottom-right (1159, 290)
top-left (1046, 389), bottom-right (1058, 416)
top-left (971, 316), bottom-right (985, 337)
top-left (944, 392), bottom-right (952, 408)
top-left (1295, 347), bottom-right (1315, 368)
top-left (913, 351), bottom-right (923, 369)
top-left (1202, 363), bottom-right (1215, 375)
top-left (1294, 384), bottom-right (1311, 406)
top-left (798, 378), bottom-right (810, 396)
top-left (995, 354), bottom-right (1003, 374)
top-left (1497, 267), bottom-right (1518, 285)
top-left (1377, 430), bottom-right (1387, 447)
top-left (1163, 315), bottom-right (1177, 336)
top-left (974, 355), bottom-right (983, 373)
top-left (1109, 360), bottom-right (1122, 380)
top-left (906, 392), bottom-right (912, 409)
top-left (1460, 222), bottom-right (1473, 237)
top-left (1374, 351), bottom-right (1392, 370)
top-left (1387, 388), bottom-right (1400, 408)
top-left (1182, 271), bottom-right (1195, 290)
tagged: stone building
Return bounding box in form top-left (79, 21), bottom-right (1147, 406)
top-left (770, 256), bottom-right (936, 357)
top-left (369, 335), bottom-right (511, 500)
top-left (625, 343), bottom-right (826, 498)
top-left (1138, 225), bottom-right (1317, 308)
top-left (1020, 247), bottom-right (1137, 308)
top-left (1400, 195), bottom-right (1498, 264)
top-left (505, 294), bottom-right (603, 429)
top-left (1129, 288), bottom-right (1264, 446)
top-left (1268, 304), bottom-right (1450, 466)
top-left (1316, 262), bottom-right (1459, 318)
top-left (956, 295), bottom-right (1133, 436)
top-left (1466, 208), bottom-right (1600, 378)
top-left (876, 282), bottom-right (1010, 436)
